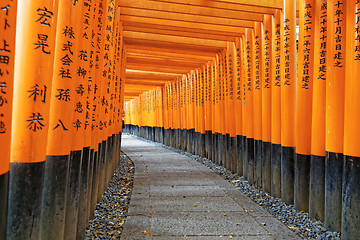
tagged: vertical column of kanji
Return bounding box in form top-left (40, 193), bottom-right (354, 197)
top-left (234, 38), bottom-right (243, 176)
top-left (281, 0), bottom-right (296, 204)
top-left (261, 15), bottom-right (272, 193)
top-left (294, 0), bottom-right (315, 212)
top-left (270, 10), bottom-right (282, 198)
top-left (89, 0), bottom-right (101, 218)
top-left (8, 0), bottom-right (58, 239)
top-left (59, 0), bottom-right (84, 238)
top-left (343, 2), bottom-right (360, 237)
top-left (325, 0), bottom-right (346, 232)
top-left (0, 0), bottom-right (16, 237)
top-left (211, 59), bottom-right (217, 163)
top-left (227, 42), bottom-right (237, 173)
top-left (39, 0), bottom-right (78, 238)
top-left (253, 22), bottom-right (263, 188)
top-left (245, 28), bottom-right (255, 184)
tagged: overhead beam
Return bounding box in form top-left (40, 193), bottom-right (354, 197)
top-left (120, 16), bottom-right (247, 36)
top-left (125, 70), bottom-right (182, 80)
top-left (120, 7), bottom-right (262, 26)
top-left (126, 48), bottom-right (214, 61)
top-left (118, 0), bottom-right (276, 19)
top-left (127, 53), bottom-right (206, 65)
top-left (126, 64), bottom-right (191, 74)
top-left (123, 26), bottom-right (236, 42)
top-left (127, 55), bottom-right (206, 67)
top-left (125, 79), bottom-right (167, 86)
top-left (126, 42), bottom-right (219, 57)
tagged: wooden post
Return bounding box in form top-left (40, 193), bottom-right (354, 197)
top-left (0, 0), bottom-right (17, 237)
top-left (8, 0), bottom-right (58, 239)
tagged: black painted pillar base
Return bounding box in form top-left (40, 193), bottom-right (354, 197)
top-left (40, 155), bottom-right (70, 240)
top-left (0, 171), bottom-right (8, 240)
top-left (271, 143), bottom-right (281, 198)
top-left (181, 129), bottom-right (187, 152)
top-left (229, 136), bottom-right (237, 174)
top-left (243, 136), bottom-right (248, 180)
top-left (77, 146), bottom-right (91, 240)
top-left (254, 140), bottom-right (262, 188)
top-left (236, 135), bottom-right (243, 176)
top-left (247, 138), bottom-right (255, 185)
top-left (90, 150), bottom-right (99, 217)
top-left (325, 152), bottom-right (343, 232)
top-left (191, 129), bottom-right (196, 155)
top-left (281, 146), bottom-right (295, 204)
top-left (194, 131), bottom-right (199, 156)
top-left (205, 131), bottom-right (212, 160)
top-left (342, 156), bottom-right (360, 239)
top-left (294, 153), bottom-right (310, 211)
top-left (309, 155), bottom-right (325, 221)
top-left (86, 148), bottom-right (95, 222)
top-left (213, 133), bottom-right (218, 165)
top-left (200, 133), bottom-right (206, 158)
top-left (262, 141), bottom-right (271, 193)
top-left (7, 162), bottom-right (45, 240)
top-left (225, 134), bottom-right (231, 170)
top-left (217, 134), bottom-right (224, 167)
top-left (64, 150), bottom-right (83, 240)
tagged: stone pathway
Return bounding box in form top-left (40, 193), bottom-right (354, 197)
top-left (121, 135), bottom-right (300, 240)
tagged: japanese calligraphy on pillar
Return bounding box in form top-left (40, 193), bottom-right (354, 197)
top-left (254, 31), bottom-right (261, 91)
top-left (318, 0), bottom-right (327, 80)
top-left (263, 27), bottom-right (271, 89)
top-left (353, 1), bottom-right (360, 60)
top-left (301, 3), bottom-right (313, 89)
top-left (0, 0), bottom-right (16, 173)
top-left (11, 0), bottom-right (58, 163)
top-left (274, 22), bottom-right (281, 87)
top-left (333, 0), bottom-right (345, 67)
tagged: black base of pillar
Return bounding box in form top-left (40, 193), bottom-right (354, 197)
top-left (230, 136), bottom-right (237, 174)
top-left (262, 141), bottom-right (271, 193)
top-left (243, 136), bottom-right (248, 180)
top-left (7, 162), bottom-right (45, 240)
top-left (309, 155), bottom-right (325, 221)
top-left (342, 156), bottom-right (360, 239)
top-left (281, 146), bottom-right (295, 204)
top-left (271, 143), bottom-right (281, 198)
top-left (294, 153), bottom-right (310, 212)
top-left (236, 135), bottom-right (243, 176)
top-left (254, 140), bottom-right (262, 188)
top-left (247, 138), bottom-right (255, 185)
top-left (0, 171), bottom-right (8, 240)
top-left (40, 155), bottom-right (70, 240)
top-left (64, 150), bottom-right (83, 240)
top-left (325, 152), bottom-right (343, 232)
top-left (205, 131), bottom-right (212, 160)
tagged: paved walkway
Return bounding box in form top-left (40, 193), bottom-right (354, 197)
top-left (121, 135), bottom-right (299, 240)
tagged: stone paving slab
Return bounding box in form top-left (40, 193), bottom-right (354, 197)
top-left (121, 135), bottom-right (300, 240)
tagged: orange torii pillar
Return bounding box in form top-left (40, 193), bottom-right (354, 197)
top-left (262, 15), bottom-right (272, 193)
top-left (309, 0), bottom-right (326, 221)
top-left (253, 22), bottom-right (263, 188)
top-left (223, 50), bottom-right (230, 170)
top-left (294, 0), bottom-right (315, 212)
top-left (212, 56), bottom-right (220, 165)
top-left (281, 0), bottom-right (296, 204)
top-left (234, 38), bottom-right (243, 176)
top-left (180, 76), bottom-right (187, 151)
top-left (271, 10), bottom-right (282, 198)
top-left (343, 1), bottom-right (360, 237)
top-left (218, 52), bottom-right (226, 168)
top-left (227, 42), bottom-right (237, 173)
top-left (244, 28), bottom-right (255, 184)
top-left (8, 0), bottom-right (58, 238)
top-left (194, 70), bottom-right (200, 155)
top-left (199, 67), bottom-right (206, 157)
top-left (0, 0), bottom-right (16, 237)
top-left (204, 63), bottom-right (213, 159)
top-left (240, 36), bottom-right (248, 179)
top-left (39, 0), bottom-right (81, 238)
top-left (210, 59), bottom-right (217, 163)
top-left (325, 0), bottom-right (346, 232)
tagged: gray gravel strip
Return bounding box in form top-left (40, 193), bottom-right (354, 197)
top-left (85, 153), bottom-right (135, 240)
top-left (128, 134), bottom-right (341, 240)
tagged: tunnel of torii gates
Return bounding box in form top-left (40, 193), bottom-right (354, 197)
top-left (0, 0), bottom-right (360, 239)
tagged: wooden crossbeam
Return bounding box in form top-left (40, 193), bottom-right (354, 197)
top-left (118, 0), bottom-right (276, 19)
top-left (123, 26), bottom-right (236, 42)
top-left (120, 16), bottom-right (247, 36)
top-left (127, 52), bottom-right (210, 63)
top-left (126, 64), bottom-right (191, 74)
top-left (125, 70), bottom-right (182, 80)
top-left (120, 7), bottom-right (261, 27)
top-left (127, 48), bottom-right (214, 61)
top-left (125, 79), bottom-right (167, 86)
